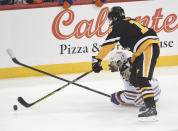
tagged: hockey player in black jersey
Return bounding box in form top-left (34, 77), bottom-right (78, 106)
top-left (92, 6), bottom-right (160, 121)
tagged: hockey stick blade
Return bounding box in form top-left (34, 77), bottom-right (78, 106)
top-left (17, 71), bottom-right (92, 108)
top-left (6, 48), bottom-right (16, 59)
top-left (18, 97), bottom-right (34, 107)
top-left (6, 49), bottom-right (20, 64)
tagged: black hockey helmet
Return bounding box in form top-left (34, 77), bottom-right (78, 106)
top-left (108, 6), bottom-right (125, 21)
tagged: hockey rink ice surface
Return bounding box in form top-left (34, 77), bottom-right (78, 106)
top-left (0, 66), bottom-right (178, 131)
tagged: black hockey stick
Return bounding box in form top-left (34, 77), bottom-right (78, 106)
top-left (17, 71), bottom-right (92, 107)
top-left (7, 49), bottom-right (110, 99)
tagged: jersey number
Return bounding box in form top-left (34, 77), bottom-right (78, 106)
top-left (129, 20), bottom-right (148, 34)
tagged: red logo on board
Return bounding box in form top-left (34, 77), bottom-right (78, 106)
top-left (52, 7), bottom-right (178, 40)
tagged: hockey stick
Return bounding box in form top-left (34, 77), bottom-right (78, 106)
top-left (7, 49), bottom-right (110, 99)
top-left (17, 71), bottom-right (92, 107)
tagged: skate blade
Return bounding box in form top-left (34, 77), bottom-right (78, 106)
top-left (138, 116), bottom-right (158, 122)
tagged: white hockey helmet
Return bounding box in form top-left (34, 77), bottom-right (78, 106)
top-left (109, 51), bottom-right (127, 66)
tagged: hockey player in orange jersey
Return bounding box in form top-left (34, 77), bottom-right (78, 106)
top-left (108, 51), bottom-right (161, 116)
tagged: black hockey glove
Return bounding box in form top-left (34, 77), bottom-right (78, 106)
top-left (92, 56), bottom-right (103, 73)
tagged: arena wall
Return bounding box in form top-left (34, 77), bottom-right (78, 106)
top-left (0, 0), bottom-right (177, 78)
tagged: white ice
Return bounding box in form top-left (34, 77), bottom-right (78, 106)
top-left (0, 66), bottom-right (178, 131)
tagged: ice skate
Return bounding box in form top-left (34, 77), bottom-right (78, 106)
top-left (138, 106), bottom-right (158, 121)
top-left (139, 106), bottom-right (146, 112)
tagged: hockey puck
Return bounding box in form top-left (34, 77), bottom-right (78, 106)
top-left (13, 105), bottom-right (18, 111)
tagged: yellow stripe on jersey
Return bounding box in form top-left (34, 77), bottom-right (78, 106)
top-left (143, 94), bottom-right (154, 99)
top-left (131, 39), bottom-right (159, 63)
top-left (95, 43), bottom-right (117, 60)
top-left (139, 92), bottom-right (143, 97)
top-left (141, 87), bottom-right (152, 91)
top-left (143, 45), bottom-right (152, 77)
